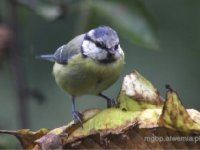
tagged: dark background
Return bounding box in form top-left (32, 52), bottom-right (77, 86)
top-left (0, 0), bottom-right (200, 147)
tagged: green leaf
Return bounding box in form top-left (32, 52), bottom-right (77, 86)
top-left (90, 0), bottom-right (158, 49)
top-left (158, 87), bottom-right (200, 133)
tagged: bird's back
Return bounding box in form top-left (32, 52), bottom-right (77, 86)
top-left (53, 34), bottom-right (85, 64)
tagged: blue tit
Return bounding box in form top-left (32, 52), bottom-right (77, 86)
top-left (39, 26), bottom-right (125, 124)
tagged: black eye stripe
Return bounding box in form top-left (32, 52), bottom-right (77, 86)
top-left (84, 34), bottom-right (119, 51)
top-left (95, 42), bottom-right (107, 49)
top-left (84, 34), bottom-right (107, 49)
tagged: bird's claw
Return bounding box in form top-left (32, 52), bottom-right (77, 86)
top-left (72, 110), bottom-right (83, 125)
top-left (107, 98), bottom-right (118, 108)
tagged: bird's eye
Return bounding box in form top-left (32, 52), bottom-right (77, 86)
top-left (95, 42), bottom-right (102, 48)
top-left (114, 44), bottom-right (119, 50)
top-left (95, 42), bottom-right (106, 49)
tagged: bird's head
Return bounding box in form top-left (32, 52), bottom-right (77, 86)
top-left (81, 26), bottom-right (124, 64)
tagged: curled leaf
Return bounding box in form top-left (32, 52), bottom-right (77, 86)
top-left (64, 108), bottom-right (138, 145)
top-left (158, 87), bottom-right (200, 133)
top-left (118, 71), bottom-right (164, 112)
top-left (0, 128), bottom-right (49, 149)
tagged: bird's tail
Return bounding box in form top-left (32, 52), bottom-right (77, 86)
top-left (36, 54), bottom-right (55, 62)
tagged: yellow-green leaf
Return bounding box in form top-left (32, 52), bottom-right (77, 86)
top-left (158, 87), bottom-right (200, 133)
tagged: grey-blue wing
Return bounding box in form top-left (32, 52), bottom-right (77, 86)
top-left (54, 34), bottom-right (85, 64)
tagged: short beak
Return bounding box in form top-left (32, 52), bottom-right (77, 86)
top-left (108, 48), bottom-right (115, 55)
top-left (107, 48), bottom-right (115, 58)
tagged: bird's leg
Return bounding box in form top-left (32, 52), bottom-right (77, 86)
top-left (71, 96), bottom-right (83, 125)
top-left (98, 93), bottom-right (117, 108)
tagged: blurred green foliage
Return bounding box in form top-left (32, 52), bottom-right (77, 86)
top-left (15, 0), bottom-right (158, 49)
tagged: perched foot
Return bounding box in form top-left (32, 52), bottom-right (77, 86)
top-left (99, 93), bottom-right (118, 108)
top-left (108, 98), bottom-right (118, 108)
top-left (72, 110), bottom-right (83, 125)
top-left (71, 96), bottom-right (83, 127)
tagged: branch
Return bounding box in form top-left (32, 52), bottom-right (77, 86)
top-left (8, 0), bottom-right (30, 128)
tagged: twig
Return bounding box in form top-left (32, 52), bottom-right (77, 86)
top-left (7, 0), bottom-right (29, 128)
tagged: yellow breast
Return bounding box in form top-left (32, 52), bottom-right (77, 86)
top-left (53, 54), bottom-right (124, 96)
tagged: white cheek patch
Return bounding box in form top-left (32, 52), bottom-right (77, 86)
top-left (82, 40), bottom-right (108, 60)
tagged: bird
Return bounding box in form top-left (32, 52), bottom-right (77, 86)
top-left (38, 26), bottom-right (125, 124)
